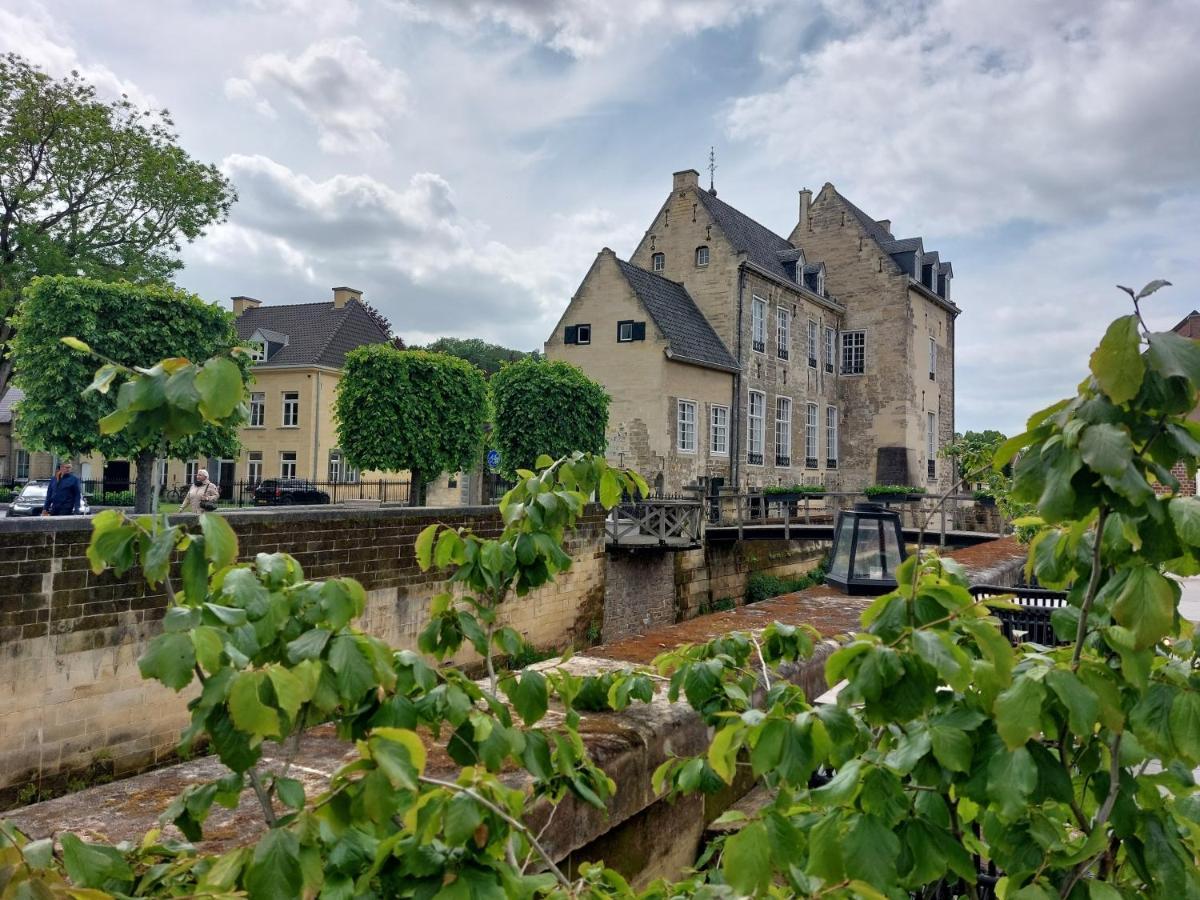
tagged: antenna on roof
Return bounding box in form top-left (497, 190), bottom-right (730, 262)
top-left (707, 146), bottom-right (718, 196)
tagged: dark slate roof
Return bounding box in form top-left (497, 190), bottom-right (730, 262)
top-left (878, 237), bottom-right (924, 254)
top-left (235, 300), bottom-right (391, 368)
top-left (938, 261), bottom-right (953, 276)
top-left (775, 248), bottom-right (804, 264)
top-left (696, 189), bottom-right (797, 284)
top-left (614, 258), bottom-right (739, 372)
top-left (0, 387), bottom-right (23, 424)
top-left (840, 195), bottom-right (895, 244)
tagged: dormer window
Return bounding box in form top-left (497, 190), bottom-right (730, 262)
top-left (695, 246), bottom-right (709, 267)
top-left (652, 252), bottom-right (665, 272)
top-left (248, 340), bottom-right (266, 362)
top-left (816, 271), bottom-right (825, 296)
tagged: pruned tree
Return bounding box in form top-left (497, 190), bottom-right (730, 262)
top-left (335, 346), bottom-right (487, 504)
top-left (0, 53), bottom-right (235, 397)
top-left (9, 276), bottom-right (246, 511)
top-left (420, 336), bottom-right (536, 376)
top-left (490, 357), bottom-right (608, 479)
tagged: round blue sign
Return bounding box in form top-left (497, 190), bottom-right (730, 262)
top-left (486, 449), bottom-right (501, 470)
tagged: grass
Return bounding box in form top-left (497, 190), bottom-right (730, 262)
top-left (745, 556), bottom-right (830, 604)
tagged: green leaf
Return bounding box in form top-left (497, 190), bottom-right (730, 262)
top-left (1089, 315), bottom-right (1144, 404)
top-left (1045, 669), bottom-right (1099, 735)
top-left (287, 628), bottom-right (331, 663)
top-left (1079, 423), bottom-right (1133, 477)
top-left (274, 776), bottom-right (305, 810)
top-left (722, 821), bottom-right (771, 895)
top-left (181, 539), bottom-right (209, 604)
top-left (138, 631), bottom-right (196, 691)
top-left (195, 356), bottom-right (243, 420)
top-left (368, 727), bottom-right (426, 790)
top-left (1113, 565), bottom-right (1177, 649)
top-left (1147, 330), bottom-right (1200, 384)
top-left (201, 513), bottom-right (238, 569)
top-left (994, 675), bottom-right (1046, 749)
top-left (191, 626), bottom-right (224, 675)
top-left (60, 336), bottom-right (93, 354)
top-left (267, 666), bottom-right (306, 720)
top-left (229, 672), bottom-right (281, 739)
top-left (929, 725), bottom-right (973, 772)
top-left (244, 828), bottom-right (302, 900)
top-left (843, 813), bottom-right (900, 887)
top-left (1170, 691), bottom-right (1200, 762)
top-left (987, 746), bottom-right (1037, 819)
top-left (599, 468), bottom-right (622, 508)
top-left (60, 833), bottom-right (133, 889)
top-left (1170, 497), bottom-right (1200, 547)
top-left (328, 635), bottom-right (375, 701)
top-left (443, 792), bottom-right (484, 845)
top-left (502, 669), bottom-right (549, 727)
top-left (707, 724), bottom-right (742, 784)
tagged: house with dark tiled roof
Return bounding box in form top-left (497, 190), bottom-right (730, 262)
top-left (546, 168), bottom-right (959, 494)
top-left (160, 287), bottom-right (393, 491)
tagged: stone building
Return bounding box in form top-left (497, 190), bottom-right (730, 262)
top-left (546, 169), bottom-right (960, 494)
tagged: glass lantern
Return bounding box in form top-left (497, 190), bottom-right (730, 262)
top-left (825, 502), bottom-right (907, 595)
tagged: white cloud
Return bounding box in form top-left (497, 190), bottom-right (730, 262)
top-left (391, 0), bottom-right (777, 57)
top-left (226, 37), bottom-right (407, 153)
top-left (725, 0), bottom-right (1200, 236)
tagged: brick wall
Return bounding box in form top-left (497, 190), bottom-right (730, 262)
top-left (1152, 462), bottom-right (1197, 497)
top-left (0, 505), bottom-right (605, 801)
top-left (603, 553), bottom-right (676, 642)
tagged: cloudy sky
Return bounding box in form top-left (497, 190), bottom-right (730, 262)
top-left (3, 0), bottom-right (1198, 434)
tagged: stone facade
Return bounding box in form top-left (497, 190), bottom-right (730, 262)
top-left (546, 170), bottom-right (959, 495)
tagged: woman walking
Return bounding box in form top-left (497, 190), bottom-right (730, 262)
top-left (180, 469), bottom-right (220, 514)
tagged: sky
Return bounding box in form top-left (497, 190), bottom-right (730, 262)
top-left (3, 0), bottom-right (1198, 435)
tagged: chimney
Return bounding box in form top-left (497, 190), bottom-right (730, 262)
top-left (332, 286), bottom-right (362, 309)
top-left (798, 188), bottom-right (812, 232)
top-left (232, 296), bottom-right (261, 317)
top-left (673, 169), bottom-right (700, 192)
top-left (876, 219), bottom-right (892, 236)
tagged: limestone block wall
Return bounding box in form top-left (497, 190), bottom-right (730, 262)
top-left (0, 505), bottom-right (605, 802)
top-left (675, 539), bottom-right (827, 619)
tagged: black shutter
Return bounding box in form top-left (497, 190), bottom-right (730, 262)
top-left (632, 321), bottom-right (646, 341)
top-left (564, 325), bottom-right (578, 345)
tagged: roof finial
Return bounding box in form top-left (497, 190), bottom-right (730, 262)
top-left (707, 146), bottom-right (718, 196)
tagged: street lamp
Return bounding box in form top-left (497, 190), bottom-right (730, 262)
top-left (825, 502), bottom-right (907, 596)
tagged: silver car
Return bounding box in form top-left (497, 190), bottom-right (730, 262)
top-left (4, 481), bottom-right (91, 517)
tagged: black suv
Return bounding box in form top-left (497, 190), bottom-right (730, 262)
top-left (252, 479), bottom-right (331, 506)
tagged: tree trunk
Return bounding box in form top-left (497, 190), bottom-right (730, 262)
top-left (410, 469), bottom-right (424, 507)
top-left (134, 448), bottom-right (155, 513)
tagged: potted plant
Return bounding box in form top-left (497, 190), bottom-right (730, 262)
top-left (864, 483), bottom-right (923, 503)
top-left (973, 487), bottom-right (996, 507)
top-left (763, 483), bottom-right (826, 501)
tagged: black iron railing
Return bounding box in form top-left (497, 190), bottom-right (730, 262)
top-left (805, 457), bottom-right (819, 469)
top-left (752, 339), bottom-right (765, 353)
top-left (775, 454), bottom-right (790, 467)
top-left (969, 584), bottom-right (1068, 646)
top-left (747, 452), bottom-right (764, 466)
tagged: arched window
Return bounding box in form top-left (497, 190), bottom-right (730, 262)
top-left (651, 252), bottom-right (665, 272)
top-left (695, 246), bottom-right (709, 267)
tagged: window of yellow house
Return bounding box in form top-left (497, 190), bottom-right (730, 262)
top-left (282, 392), bottom-right (300, 427)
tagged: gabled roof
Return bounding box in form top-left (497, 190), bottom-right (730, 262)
top-left (235, 300), bottom-right (391, 368)
top-left (696, 189), bottom-right (797, 284)
top-left (0, 387), bottom-right (23, 424)
top-left (840, 195), bottom-right (896, 245)
top-left (614, 258), bottom-right (739, 373)
top-left (878, 237), bottom-right (924, 254)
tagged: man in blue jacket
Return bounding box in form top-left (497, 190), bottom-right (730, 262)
top-left (41, 461), bottom-right (81, 516)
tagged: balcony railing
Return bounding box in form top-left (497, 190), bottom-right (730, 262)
top-left (775, 454), bottom-right (790, 467)
top-left (748, 452), bottom-right (764, 466)
top-left (928, 460), bottom-right (936, 479)
top-left (806, 457), bottom-right (819, 469)
top-left (826, 458), bottom-right (838, 469)
top-left (752, 339), bottom-right (765, 353)
top-left (808, 356), bottom-right (818, 368)
top-left (777, 348), bottom-right (789, 360)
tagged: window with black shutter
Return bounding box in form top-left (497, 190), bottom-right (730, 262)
top-left (632, 321), bottom-right (646, 341)
top-left (564, 325), bottom-right (578, 344)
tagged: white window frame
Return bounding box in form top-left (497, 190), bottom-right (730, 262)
top-left (816, 270), bottom-right (825, 295)
top-left (618, 321), bottom-right (633, 342)
top-left (929, 337), bottom-right (938, 380)
top-left (747, 390), bottom-right (765, 464)
top-left (826, 406), bottom-right (838, 467)
top-left (841, 330), bottom-right (866, 375)
top-left (248, 451), bottom-right (263, 484)
top-left (652, 252), bottom-right (665, 272)
top-left (576, 324), bottom-right (592, 345)
top-left (776, 307), bottom-right (791, 360)
top-left (695, 246), bottom-right (709, 267)
top-left (14, 448), bottom-right (29, 481)
top-left (824, 326), bottom-right (836, 373)
top-left (282, 391), bottom-right (300, 427)
top-left (248, 339), bottom-right (266, 362)
top-left (249, 392), bottom-right (265, 427)
top-left (676, 399), bottom-right (697, 454)
top-left (807, 319), bottom-right (818, 368)
top-left (751, 296), bottom-right (767, 352)
top-left (775, 397), bottom-right (792, 465)
top-left (805, 403), bottom-right (819, 466)
top-left (927, 411), bottom-right (937, 464)
top-left (710, 405), bottom-right (729, 456)
top-left (280, 451), bottom-right (297, 480)
top-left (185, 460), bottom-right (199, 484)
top-left (329, 450), bottom-right (343, 483)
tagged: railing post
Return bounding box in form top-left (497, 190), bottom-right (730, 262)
top-left (737, 494), bottom-right (744, 541)
top-left (784, 500), bottom-right (790, 540)
top-left (804, 495), bottom-right (810, 524)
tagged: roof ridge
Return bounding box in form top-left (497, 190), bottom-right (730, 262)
top-left (311, 304), bottom-right (356, 365)
top-left (696, 188), bottom-right (792, 247)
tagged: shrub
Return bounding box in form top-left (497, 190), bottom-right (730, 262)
top-left (762, 483), bottom-right (826, 495)
top-left (863, 483), bottom-right (926, 497)
top-left (745, 557), bottom-right (829, 603)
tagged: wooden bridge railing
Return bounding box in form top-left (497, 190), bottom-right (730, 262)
top-left (605, 498), bottom-right (704, 547)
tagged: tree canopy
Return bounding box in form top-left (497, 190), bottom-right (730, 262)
top-left (0, 53), bottom-right (234, 396)
top-left (419, 336), bottom-right (537, 376)
top-left (10, 276), bottom-right (245, 507)
top-left (334, 346), bottom-right (488, 499)
top-left (490, 357), bottom-right (608, 479)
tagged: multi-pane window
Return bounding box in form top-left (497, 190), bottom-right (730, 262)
top-left (929, 337), bottom-right (938, 381)
top-left (652, 252), bottom-right (665, 272)
top-left (748, 391), bottom-right (765, 464)
top-left (841, 330), bottom-right (866, 375)
top-left (248, 451), bottom-right (263, 483)
top-left (826, 406), bottom-right (839, 468)
top-left (248, 340), bottom-right (266, 362)
top-left (157, 458), bottom-right (168, 488)
top-left (807, 319), bottom-right (818, 368)
top-left (805, 403), bottom-right (819, 467)
top-left (751, 297), bottom-right (766, 353)
top-left (775, 397), bottom-right (792, 466)
top-left (927, 412), bottom-right (937, 479)
top-left (823, 327), bottom-right (836, 373)
top-left (329, 450), bottom-right (343, 482)
top-left (618, 321), bottom-right (634, 342)
top-left (14, 448), bottom-right (29, 480)
top-left (280, 451), bottom-right (297, 479)
top-left (695, 246), bottom-right (709, 267)
top-left (185, 460), bottom-right (199, 484)
top-left (710, 405), bottom-right (729, 456)
top-left (249, 392), bottom-right (265, 427)
top-left (776, 308), bottom-right (791, 360)
top-left (677, 400), bottom-right (697, 453)
top-left (282, 391), bottom-right (300, 427)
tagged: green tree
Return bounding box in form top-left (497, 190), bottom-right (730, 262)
top-left (0, 53), bottom-right (234, 397)
top-left (334, 346), bottom-right (488, 504)
top-left (490, 357), bottom-right (608, 479)
top-left (9, 276), bottom-right (246, 511)
top-left (420, 336), bottom-right (538, 376)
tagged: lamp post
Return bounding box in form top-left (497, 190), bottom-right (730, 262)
top-left (825, 502), bottom-right (907, 596)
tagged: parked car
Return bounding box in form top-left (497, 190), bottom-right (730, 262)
top-left (252, 479), bottom-right (331, 506)
top-left (4, 481), bottom-right (92, 517)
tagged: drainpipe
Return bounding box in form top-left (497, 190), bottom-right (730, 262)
top-left (311, 371), bottom-right (322, 481)
top-left (732, 264), bottom-right (745, 489)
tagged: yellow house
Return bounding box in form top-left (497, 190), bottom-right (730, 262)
top-left (161, 286), bottom-right (393, 496)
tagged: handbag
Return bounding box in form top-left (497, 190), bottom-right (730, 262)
top-left (199, 483), bottom-right (219, 512)
top-left (199, 500), bottom-right (218, 512)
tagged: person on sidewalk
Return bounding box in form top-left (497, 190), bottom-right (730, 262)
top-left (41, 461), bottom-right (82, 516)
top-left (180, 468), bottom-right (220, 514)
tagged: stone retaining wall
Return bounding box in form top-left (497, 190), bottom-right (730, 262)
top-left (674, 539), bottom-right (827, 619)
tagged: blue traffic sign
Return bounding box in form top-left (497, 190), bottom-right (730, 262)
top-left (486, 449), bottom-right (501, 470)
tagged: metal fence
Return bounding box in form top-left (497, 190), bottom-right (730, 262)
top-left (2, 478), bottom-right (413, 508)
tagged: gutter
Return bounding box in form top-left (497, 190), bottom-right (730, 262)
top-left (311, 371), bottom-right (322, 480)
top-left (662, 348), bottom-right (740, 374)
top-left (732, 266), bottom-right (745, 489)
top-left (740, 260), bottom-right (846, 315)
top-left (907, 279), bottom-right (961, 317)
